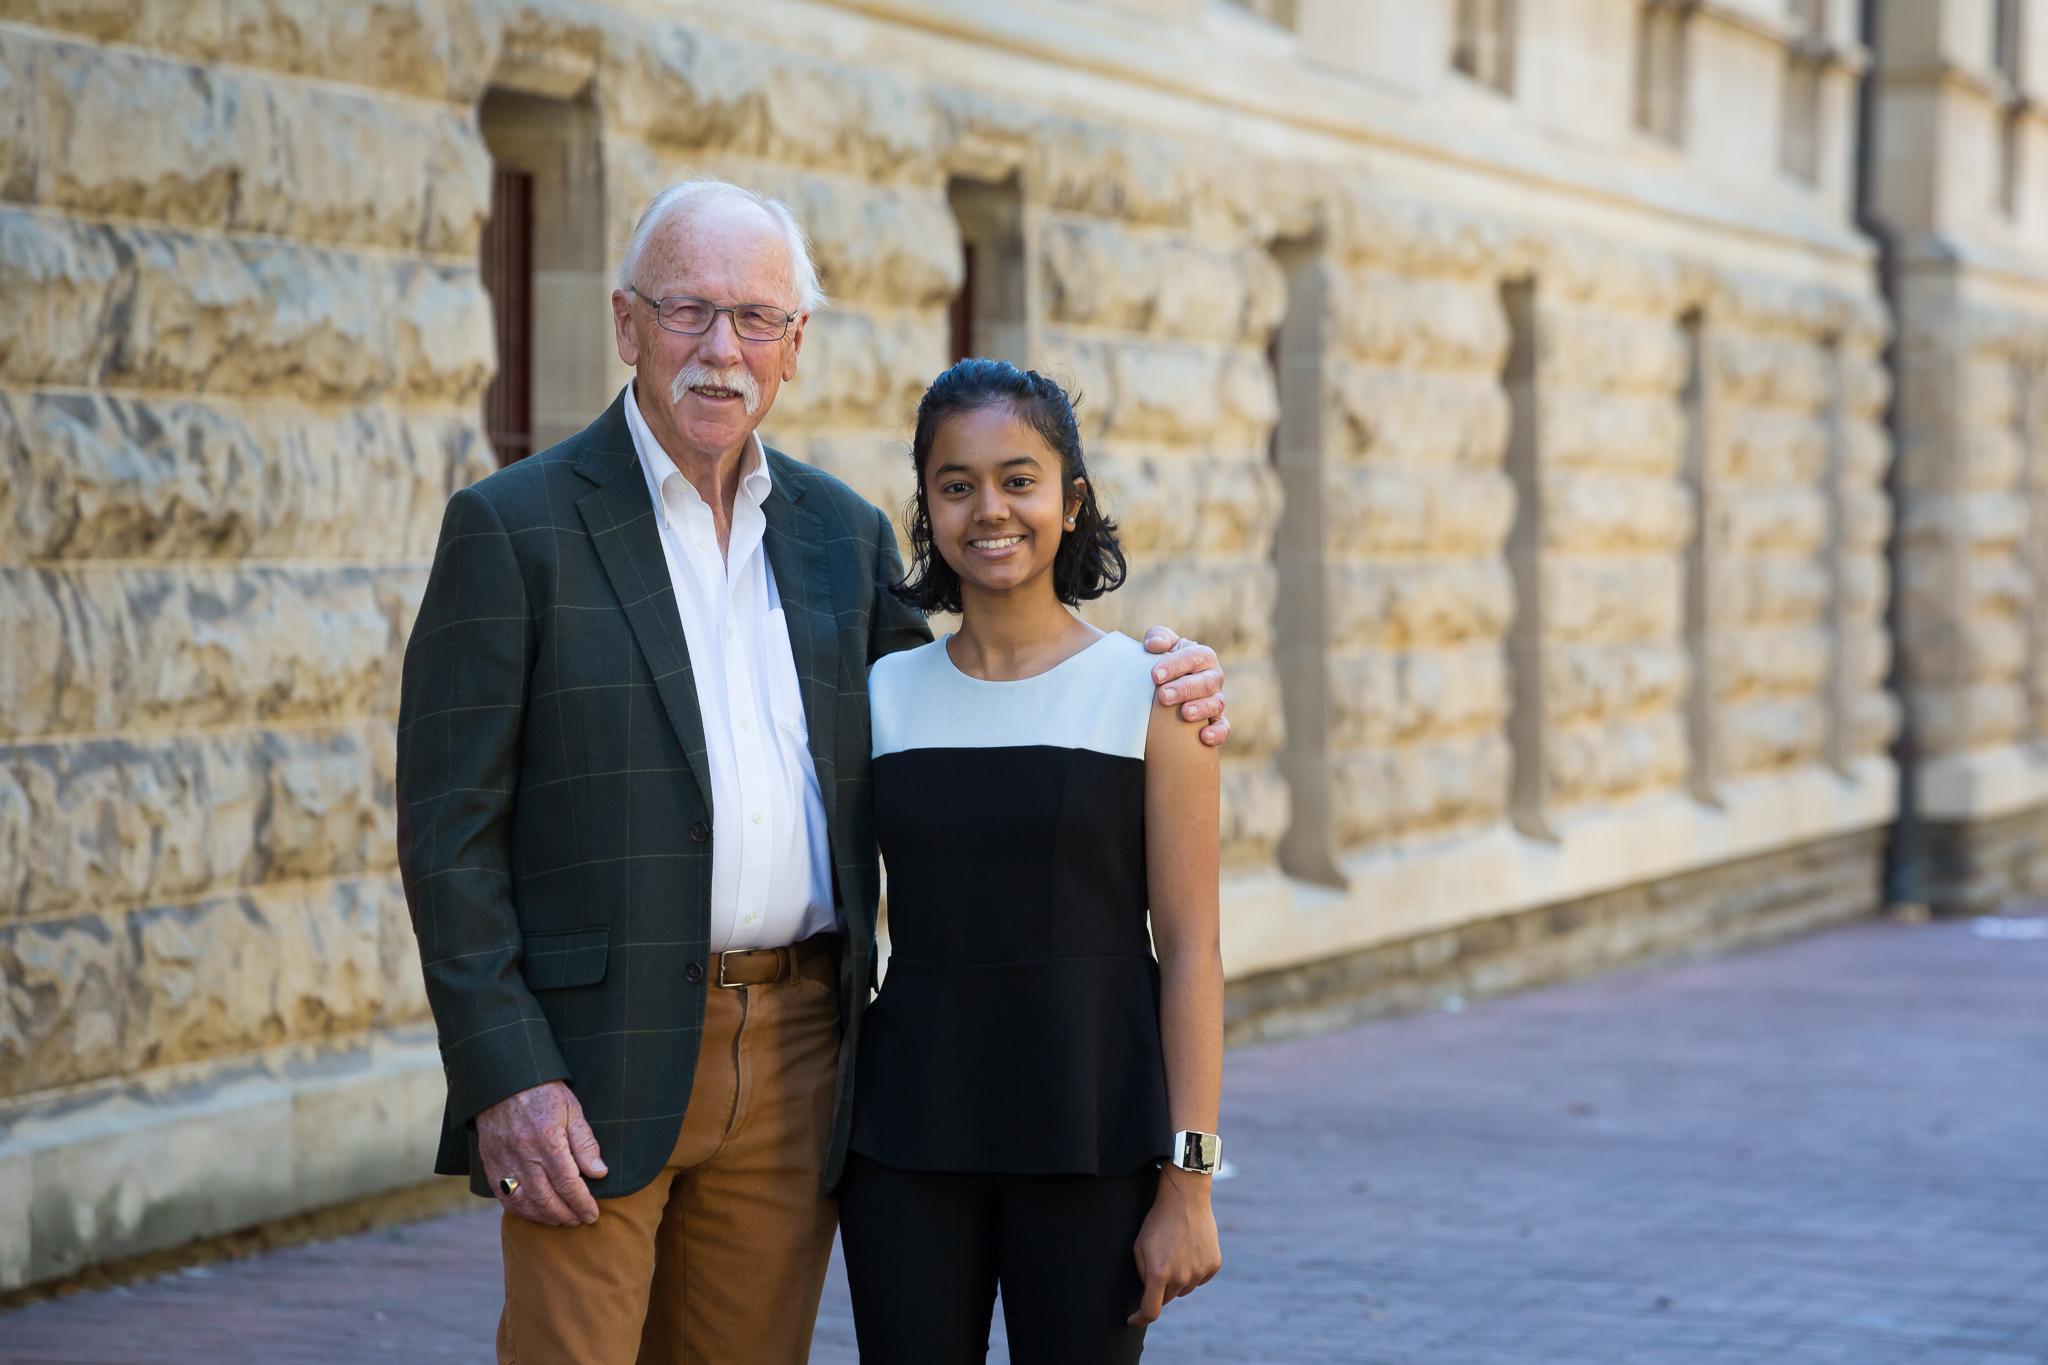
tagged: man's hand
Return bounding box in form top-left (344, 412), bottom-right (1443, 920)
top-left (478, 1080), bottom-right (608, 1226)
top-left (1142, 626), bottom-right (1229, 748)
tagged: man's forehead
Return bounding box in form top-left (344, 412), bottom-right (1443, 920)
top-left (641, 202), bottom-right (794, 291)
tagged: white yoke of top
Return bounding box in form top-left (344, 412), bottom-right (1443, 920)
top-left (623, 382), bottom-right (836, 953)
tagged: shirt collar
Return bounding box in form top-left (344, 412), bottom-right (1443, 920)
top-left (622, 381), bottom-right (772, 524)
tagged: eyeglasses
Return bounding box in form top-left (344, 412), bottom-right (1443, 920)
top-left (626, 287), bottom-right (796, 342)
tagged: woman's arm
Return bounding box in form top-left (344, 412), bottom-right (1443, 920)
top-left (1129, 684), bottom-right (1225, 1326)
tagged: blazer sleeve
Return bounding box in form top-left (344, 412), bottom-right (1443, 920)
top-left (395, 485), bottom-right (570, 1124)
top-left (868, 504), bottom-right (934, 664)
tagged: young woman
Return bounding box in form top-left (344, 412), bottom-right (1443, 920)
top-left (837, 359), bottom-right (1224, 1363)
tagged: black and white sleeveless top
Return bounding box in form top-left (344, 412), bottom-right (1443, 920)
top-left (849, 630), bottom-right (1171, 1176)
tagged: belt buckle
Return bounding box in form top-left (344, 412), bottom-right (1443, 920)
top-left (716, 952), bottom-right (745, 988)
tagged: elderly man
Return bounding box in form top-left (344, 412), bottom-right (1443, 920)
top-left (395, 178), bottom-right (1230, 1365)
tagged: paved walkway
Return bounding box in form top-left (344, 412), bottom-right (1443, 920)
top-left (4, 917), bottom-right (2045, 1363)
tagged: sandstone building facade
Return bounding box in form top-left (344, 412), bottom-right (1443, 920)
top-left (0, 0), bottom-right (2042, 1291)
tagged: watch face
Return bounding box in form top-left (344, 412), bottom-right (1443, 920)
top-left (1178, 1131), bottom-right (1221, 1172)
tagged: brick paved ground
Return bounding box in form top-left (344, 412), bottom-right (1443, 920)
top-left (4, 916), bottom-right (2044, 1364)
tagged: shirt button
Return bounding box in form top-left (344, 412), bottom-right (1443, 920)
top-left (739, 715), bottom-right (751, 731)
top-left (726, 624), bottom-right (736, 640)
top-left (751, 810), bottom-right (764, 825)
top-left (684, 962), bottom-right (704, 984)
top-left (744, 912), bottom-right (758, 925)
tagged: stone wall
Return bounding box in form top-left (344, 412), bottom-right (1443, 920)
top-left (1868, 0), bottom-right (2048, 913)
top-left (0, 0), bottom-right (1924, 1289)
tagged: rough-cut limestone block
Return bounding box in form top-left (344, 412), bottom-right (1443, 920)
top-left (1841, 421), bottom-right (1891, 486)
top-left (1962, 425), bottom-right (2025, 494)
top-left (608, 25), bottom-right (937, 182)
top-left (764, 430), bottom-right (911, 532)
top-left (213, 0), bottom-right (495, 103)
top-left (1844, 570), bottom-right (1889, 630)
top-left (1332, 732), bottom-right (1511, 846)
top-left (1539, 308), bottom-right (1686, 396)
top-left (1218, 761), bottom-right (1287, 869)
top-left (1208, 659), bottom-right (1282, 758)
top-left (1719, 698), bottom-right (1830, 774)
top-left (1723, 409), bottom-right (1828, 484)
top-left (0, 763), bottom-right (26, 912)
top-left (1841, 621), bottom-right (1893, 693)
top-left (1547, 713), bottom-right (1687, 805)
top-left (1841, 354), bottom-right (1892, 422)
top-left (1327, 645), bottom-right (1507, 747)
top-left (234, 80), bottom-right (488, 255)
top-left (1038, 335), bottom-right (1271, 449)
top-left (1542, 473), bottom-right (1691, 556)
top-left (762, 176), bottom-right (960, 310)
top-left (1041, 218), bottom-right (1279, 346)
top-left (1083, 558), bottom-right (1274, 661)
top-left (1894, 492), bottom-right (2002, 555)
top-left (105, 231), bottom-right (398, 401)
top-left (16, 33), bottom-right (239, 228)
top-left (1912, 682), bottom-right (2024, 758)
top-left (0, 210), bottom-right (121, 386)
top-left (1721, 488), bottom-right (1827, 554)
top-left (391, 263), bottom-right (493, 404)
top-left (1086, 448), bottom-right (1281, 559)
top-left (1333, 193), bottom-right (1521, 278)
top-left (1329, 560), bottom-right (1513, 651)
top-left (1715, 335), bottom-right (1830, 411)
top-left (0, 567), bottom-right (411, 740)
top-left (122, 881), bottom-right (385, 1077)
top-left (0, 913), bottom-right (128, 1094)
top-left (0, 41), bottom-right (28, 203)
top-left (1713, 626), bottom-right (1831, 700)
top-left (1542, 238), bottom-right (1686, 314)
top-left (4, 726), bottom-right (393, 920)
top-left (1330, 270), bottom-right (1506, 371)
top-left (1322, 465), bottom-right (1513, 559)
top-left (1956, 614), bottom-right (2026, 685)
top-left (0, 391), bottom-right (484, 562)
top-left (1842, 486), bottom-right (1893, 556)
top-left (1028, 121), bottom-right (1200, 229)
top-left (1543, 641), bottom-right (1687, 727)
top-left (1727, 556), bottom-right (1829, 627)
top-left (774, 310), bottom-right (945, 433)
top-left (1968, 554), bottom-right (2031, 619)
top-left (376, 874), bottom-right (429, 1026)
top-left (1328, 363), bottom-right (1506, 467)
top-left (1544, 557), bottom-right (1681, 645)
top-left (1850, 690), bottom-right (1902, 759)
top-left (1537, 390), bottom-right (1682, 474)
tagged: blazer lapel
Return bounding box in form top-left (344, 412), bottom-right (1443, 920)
top-left (761, 466), bottom-right (841, 838)
top-left (573, 403), bottom-right (716, 817)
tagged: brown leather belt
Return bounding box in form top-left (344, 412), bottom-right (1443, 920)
top-left (714, 932), bottom-right (839, 989)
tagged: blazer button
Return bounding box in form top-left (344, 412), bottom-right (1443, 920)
top-left (689, 821), bottom-right (710, 843)
top-left (685, 962), bottom-right (704, 984)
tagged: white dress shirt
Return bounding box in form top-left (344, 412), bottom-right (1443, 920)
top-left (623, 383), bottom-right (837, 952)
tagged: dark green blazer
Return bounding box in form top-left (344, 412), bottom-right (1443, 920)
top-left (395, 391), bottom-right (931, 1197)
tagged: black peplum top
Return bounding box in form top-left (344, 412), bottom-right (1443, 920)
top-left (850, 630), bottom-right (1170, 1177)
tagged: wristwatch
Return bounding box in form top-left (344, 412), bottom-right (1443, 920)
top-left (1167, 1129), bottom-right (1222, 1176)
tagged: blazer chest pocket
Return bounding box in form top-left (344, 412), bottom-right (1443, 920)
top-left (520, 927), bottom-right (610, 991)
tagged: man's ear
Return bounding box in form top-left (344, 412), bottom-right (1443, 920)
top-left (612, 290), bottom-right (640, 367)
top-left (782, 312), bottom-right (808, 383)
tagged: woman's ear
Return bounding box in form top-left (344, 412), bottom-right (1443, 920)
top-left (1067, 477), bottom-right (1087, 528)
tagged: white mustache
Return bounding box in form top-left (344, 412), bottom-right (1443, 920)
top-left (671, 363), bottom-right (762, 416)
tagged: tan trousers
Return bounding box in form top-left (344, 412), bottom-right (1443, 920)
top-left (496, 943), bottom-right (842, 1365)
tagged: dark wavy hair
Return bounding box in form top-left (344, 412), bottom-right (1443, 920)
top-left (892, 358), bottom-right (1126, 615)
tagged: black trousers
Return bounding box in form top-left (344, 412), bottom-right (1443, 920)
top-left (837, 1153), bottom-right (1158, 1364)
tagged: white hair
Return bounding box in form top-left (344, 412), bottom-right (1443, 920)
top-left (616, 178), bottom-right (826, 314)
